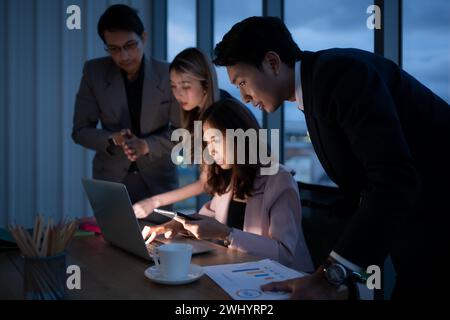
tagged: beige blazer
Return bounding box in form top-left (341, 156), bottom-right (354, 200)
top-left (199, 165), bottom-right (314, 272)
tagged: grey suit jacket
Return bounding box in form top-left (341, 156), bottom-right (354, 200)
top-left (72, 56), bottom-right (181, 195)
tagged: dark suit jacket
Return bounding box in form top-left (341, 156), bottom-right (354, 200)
top-left (72, 56), bottom-right (181, 196)
top-left (300, 49), bottom-right (450, 275)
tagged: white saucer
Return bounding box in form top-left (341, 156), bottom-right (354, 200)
top-left (144, 264), bottom-right (204, 285)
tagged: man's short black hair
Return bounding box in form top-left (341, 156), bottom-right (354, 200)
top-left (213, 16), bottom-right (302, 69)
top-left (97, 4), bottom-right (144, 43)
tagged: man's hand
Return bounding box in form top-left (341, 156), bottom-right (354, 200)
top-left (110, 129), bottom-right (132, 146)
top-left (174, 215), bottom-right (231, 240)
top-left (261, 268), bottom-right (349, 300)
top-left (123, 132), bottom-right (150, 162)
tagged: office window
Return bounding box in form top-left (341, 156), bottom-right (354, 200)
top-left (403, 0), bottom-right (450, 103)
top-left (214, 0), bottom-right (263, 125)
top-left (167, 0), bottom-right (197, 210)
top-left (284, 0), bottom-right (374, 186)
top-left (167, 0), bottom-right (196, 61)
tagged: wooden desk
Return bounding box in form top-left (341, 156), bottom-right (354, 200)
top-left (0, 234), bottom-right (259, 300)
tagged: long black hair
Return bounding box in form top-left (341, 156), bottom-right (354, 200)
top-left (200, 98), bottom-right (264, 199)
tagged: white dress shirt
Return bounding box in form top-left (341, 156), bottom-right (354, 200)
top-left (294, 60), bottom-right (304, 110)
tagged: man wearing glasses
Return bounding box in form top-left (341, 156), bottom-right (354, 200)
top-left (72, 4), bottom-right (180, 220)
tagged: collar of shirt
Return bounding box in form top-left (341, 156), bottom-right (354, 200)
top-left (295, 60), bottom-right (304, 111)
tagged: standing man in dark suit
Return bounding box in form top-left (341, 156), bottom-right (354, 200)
top-left (213, 16), bottom-right (450, 299)
top-left (72, 5), bottom-right (180, 216)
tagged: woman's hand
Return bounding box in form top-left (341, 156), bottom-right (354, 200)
top-left (174, 215), bottom-right (231, 241)
top-left (133, 198), bottom-right (160, 219)
top-left (141, 220), bottom-right (184, 243)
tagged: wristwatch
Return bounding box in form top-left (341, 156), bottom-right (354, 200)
top-left (106, 136), bottom-right (117, 156)
top-left (322, 257), bottom-right (368, 300)
top-left (323, 259), bottom-right (349, 286)
top-left (322, 257), bottom-right (366, 286)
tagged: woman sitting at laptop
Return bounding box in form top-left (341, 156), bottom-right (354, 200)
top-left (143, 99), bottom-right (313, 272)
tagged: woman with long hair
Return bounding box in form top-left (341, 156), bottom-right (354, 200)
top-left (143, 99), bottom-right (313, 272)
top-left (133, 47), bottom-right (230, 218)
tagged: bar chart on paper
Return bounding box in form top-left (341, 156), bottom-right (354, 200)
top-left (204, 259), bottom-right (307, 300)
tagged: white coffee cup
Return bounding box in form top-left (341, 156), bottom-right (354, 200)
top-left (152, 243), bottom-right (193, 280)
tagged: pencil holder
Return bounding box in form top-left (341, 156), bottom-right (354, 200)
top-left (23, 252), bottom-right (67, 300)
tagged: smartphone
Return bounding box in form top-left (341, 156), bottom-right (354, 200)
top-left (153, 208), bottom-right (202, 221)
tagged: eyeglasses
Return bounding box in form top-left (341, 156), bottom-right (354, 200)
top-left (104, 39), bottom-right (140, 55)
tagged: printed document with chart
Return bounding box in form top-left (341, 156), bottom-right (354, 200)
top-left (203, 259), bottom-right (307, 300)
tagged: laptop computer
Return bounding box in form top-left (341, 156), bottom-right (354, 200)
top-left (81, 178), bottom-right (215, 261)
